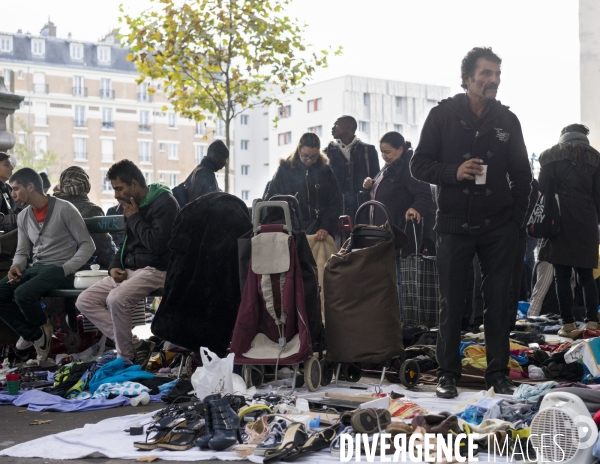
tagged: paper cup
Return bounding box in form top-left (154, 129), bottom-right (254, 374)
top-left (6, 373), bottom-right (19, 395)
top-left (475, 165), bottom-right (488, 184)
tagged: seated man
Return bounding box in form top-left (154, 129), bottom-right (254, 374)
top-left (76, 160), bottom-right (180, 367)
top-left (0, 168), bottom-right (94, 361)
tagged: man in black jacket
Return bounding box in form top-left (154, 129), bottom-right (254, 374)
top-left (410, 47), bottom-right (532, 397)
top-left (324, 116), bottom-right (379, 221)
top-left (188, 140), bottom-right (228, 203)
top-left (77, 160), bottom-right (180, 368)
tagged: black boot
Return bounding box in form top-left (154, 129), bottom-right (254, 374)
top-left (195, 393), bottom-right (222, 448)
top-left (208, 397), bottom-right (242, 451)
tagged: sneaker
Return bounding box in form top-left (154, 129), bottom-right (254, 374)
top-left (585, 321), bottom-right (598, 331)
top-left (33, 323), bottom-right (53, 361)
top-left (133, 339), bottom-right (156, 369)
top-left (331, 425), bottom-right (356, 458)
top-left (558, 322), bottom-right (577, 338)
top-left (254, 420), bottom-right (286, 456)
top-left (15, 336), bottom-right (33, 350)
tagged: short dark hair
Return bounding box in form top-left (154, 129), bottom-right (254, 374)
top-left (10, 167), bottom-right (43, 194)
top-left (0, 152), bottom-right (9, 163)
top-left (560, 124), bottom-right (589, 137)
top-left (106, 159), bottom-right (147, 188)
top-left (339, 115), bottom-right (358, 133)
top-left (39, 172), bottom-right (51, 189)
top-left (380, 131), bottom-right (405, 150)
top-left (461, 47), bottom-right (502, 90)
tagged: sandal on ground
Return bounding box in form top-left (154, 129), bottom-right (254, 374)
top-left (158, 418), bottom-right (205, 451)
top-left (133, 416), bottom-right (187, 450)
top-left (263, 423), bottom-right (308, 463)
top-left (283, 422), bottom-right (340, 461)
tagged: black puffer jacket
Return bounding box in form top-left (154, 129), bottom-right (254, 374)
top-left (266, 156), bottom-right (342, 237)
top-left (187, 156), bottom-right (220, 203)
top-left (538, 137), bottom-right (600, 269)
top-left (410, 93), bottom-right (532, 235)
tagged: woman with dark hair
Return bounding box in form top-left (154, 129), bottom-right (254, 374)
top-left (538, 123), bottom-right (600, 337)
top-left (54, 166), bottom-right (117, 269)
top-left (363, 131), bottom-right (433, 315)
top-left (266, 132), bottom-right (342, 241)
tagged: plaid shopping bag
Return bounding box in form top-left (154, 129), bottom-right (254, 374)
top-left (401, 255), bottom-right (440, 328)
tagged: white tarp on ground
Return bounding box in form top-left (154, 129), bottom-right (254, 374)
top-left (1, 384), bottom-right (512, 462)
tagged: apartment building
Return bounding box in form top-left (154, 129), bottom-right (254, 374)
top-left (234, 75), bottom-right (450, 205)
top-left (0, 22), bottom-right (230, 210)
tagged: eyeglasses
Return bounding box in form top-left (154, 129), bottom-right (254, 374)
top-left (300, 153), bottom-right (319, 161)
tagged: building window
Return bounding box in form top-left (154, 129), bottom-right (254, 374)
top-left (241, 165), bottom-right (250, 176)
top-left (139, 141), bottom-right (151, 163)
top-left (159, 143), bottom-right (165, 152)
top-left (278, 132), bottom-right (292, 146)
top-left (143, 171), bottom-right (152, 184)
top-left (307, 125), bottom-right (322, 137)
top-left (307, 98), bottom-right (322, 113)
top-left (17, 70), bottom-right (23, 79)
top-left (33, 72), bottom-right (47, 94)
top-left (0, 36), bottom-right (13, 53)
top-left (395, 96), bottom-right (405, 115)
top-left (101, 169), bottom-right (113, 192)
top-left (168, 143), bottom-right (178, 160)
top-left (101, 139), bottom-right (114, 162)
top-left (159, 173), bottom-right (165, 183)
top-left (70, 43), bottom-right (84, 60)
top-left (74, 137), bottom-right (87, 160)
top-left (363, 93), bottom-right (370, 106)
top-left (31, 39), bottom-right (45, 56)
top-left (34, 102), bottom-right (47, 126)
top-left (240, 115), bottom-right (249, 125)
top-left (394, 124), bottom-right (403, 133)
top-left (74, 105), bottom-right (86, 127)
top-left (100, 78), bottom-right (113, 99)
top-left (34, 135), bottom-right (47, 160)
top-left (168, 112), bottom-right (177, 128)
top-left (241, 190), bottom-right (250, 201)
top-left (138, 82), bottom-right (150, 102)
top-left (358, 121), bottom-right (369, 133)
top-left (97, 46), bottom-right (111, 63)
top-left (73, 76), bottom-right (86, 97)
top-left (195, 121), bottom-right (206, 135)
top-left (215, 119), bottom-right (225, 137)
top-left (169, 174), bottom-right (178, 188)
top-left (139, 111), bottom-right (150, 132)
top-left (278, 105), bottom-right (292, 119)
top-left (102, 108), bottom-right (113, 129)
top-left (241, 140), bottom-right (249, 150)
top-left (195, 145), bottom-right (205, 165)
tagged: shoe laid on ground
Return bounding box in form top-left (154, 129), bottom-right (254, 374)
top-left (254, 420), bottom-right (286, 456)
top-left (33, 322), bottom-right (53, 361)
top-left (436, 376), bottom-right (458, 399)
top-left (487, 376), bottom-right (516, 395)
top-left (331, 425), bottom-right (355, 457)
top-left (350, 408), bottom-right (392, 434)
top-left (16, 336), bottom-right (33, 350)
top-left (133, 339), bottom-right (156, 369)
top-left (558, 322), bottom-right (577, 338)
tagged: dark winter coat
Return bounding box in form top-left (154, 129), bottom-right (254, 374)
top-left (537, 138), bottom-right (600, 269)
top-left (151, 192), bottom-right (252, 356)
top-left (410, 93), bottom-right (532, 235)
top-left (108, 190), bottom-right (180, 272)
top-left (187, 156), bottom-right (221, 203)
top-left (266, 156), bottom-right (342, 237)
top-left (55, 193), bottom-right (117, 269)
top-left (370, 151), bottom-right (433, 256)
top-left (0, 182), bottom-right (20, 233)
top-left (324, 139), bottom-right (380, 220)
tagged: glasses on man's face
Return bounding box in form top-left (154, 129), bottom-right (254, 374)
top-left (300, 153), bottom-right (319, 161)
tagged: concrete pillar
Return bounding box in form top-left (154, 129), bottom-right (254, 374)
top-left (580, 0), bottom-right (600, 148)
top-left (0, 76), bottom-right (24, 152)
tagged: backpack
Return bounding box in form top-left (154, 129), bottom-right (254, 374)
top-left (527, 164), bottom-right (573, 239)
top-left (172, 182), bottom-right (189, 208)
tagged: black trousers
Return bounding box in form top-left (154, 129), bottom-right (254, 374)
top-left (508, 235), bottom-right (527, 331)
top-left (554, 265), bottom-right (599, 323)
top-left (436, 220), bottom-right (518, 382)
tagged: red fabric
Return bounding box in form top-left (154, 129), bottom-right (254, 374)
top-left (583, 329), bottom-right (600, 339)
top-left (33, 202), bottom-right (48, 226)
top-left (593, 410), bottom-right (600, 426)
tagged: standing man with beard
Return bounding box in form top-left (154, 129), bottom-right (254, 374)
top-left (324, 116), bottom-right (380, 221)
top-left (410, 47), bottom-right (532, 397)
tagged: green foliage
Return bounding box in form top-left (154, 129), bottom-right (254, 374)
top-left (119, 0), bottom-right (342, 192)
top-left (12, 119), bottom-right (59, 179)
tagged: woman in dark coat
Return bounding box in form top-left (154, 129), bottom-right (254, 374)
top-left (266, 132), bottom-right (342, 241)
top-left (538, 124), bottom-right (600, 337)
top-left (54, 166), bottom-right (117, 269)
top-left (363, 131), bottom-right (433, 317)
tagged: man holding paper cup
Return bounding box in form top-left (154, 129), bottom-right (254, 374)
top-left (410, 47), bottom-right (532, 398)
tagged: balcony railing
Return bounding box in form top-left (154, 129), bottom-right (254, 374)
top-left (72, 87), bottom-right (88, 97)
top-left (100, 89), bottom-right (115, 100)
top-left (139, 124), bottom-right (151, 132)
top-left (74, 152), bottom-right (88, 160)
top-left (102, 122), bottom-right (114, 130)
top-left (34, 117), bottom-right (48, 126)
top-left (74, 120), bottom-right (86, 128)
top-left (33, 83), bottom-right (48, 94)
top-left (137, 92), bottom-right (153, 103)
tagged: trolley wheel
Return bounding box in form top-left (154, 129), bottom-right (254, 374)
top-left (399, 359), bottom-right (420, 389)
top-left (341, 362), bottom-right (362, 383)
top-left (304, 356), bottom-right (321, 392)
top-left (64, 332), bottom-right (81, 354)
top-left (384, 358), bottom-right (403, 384)
top-left (320, 359), bottom-right (334, 386)
top-left (242, 365), bottom-right (265, 388)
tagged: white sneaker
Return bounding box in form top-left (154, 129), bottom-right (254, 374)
top-left (15, 336), bottom-right (33, 350)
top-left (33, 323), bottom-right (53, 361)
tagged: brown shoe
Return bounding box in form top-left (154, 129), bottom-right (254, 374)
top-left (558, 322), bottom-right (577, 338)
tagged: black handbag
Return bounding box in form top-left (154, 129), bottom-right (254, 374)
top-left (527, 164), bottom-right (572, 239)
top-left (348, 201), bottom-right (407, 250)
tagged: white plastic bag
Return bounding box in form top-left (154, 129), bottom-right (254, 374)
top-left (191, 347), bottom-right (235, 400)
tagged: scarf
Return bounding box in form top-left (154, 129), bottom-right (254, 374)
top-left (58, 166), bottom-right (91, 196)
top-left (332, 136), bottom-right (360, 160)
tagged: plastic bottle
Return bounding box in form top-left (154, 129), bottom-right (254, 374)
top-left (285, 414), bottom-right (320, 431)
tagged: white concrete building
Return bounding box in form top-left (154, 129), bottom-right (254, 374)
top-left (234, 75), bottom-right (450, 205)
top-left (580, 0), bottom-right (600, 149)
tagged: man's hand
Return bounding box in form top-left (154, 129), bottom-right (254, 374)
top-left (7, 266), bottom-right (21, 284)
top-left (405, 208), bottom-right (422, 224)
top-left (363, 177), bottom-right (373, 190)
top-left (119, 197), bottom-right (139, 218)
top-left (456, 158), bottom-right (484, 181)
top-left (315, 229), bottom-right (329, 242)
top-left (110, 268), bottom-right (127, 283)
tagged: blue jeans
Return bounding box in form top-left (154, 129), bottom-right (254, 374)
top-left (396, 257), bottom-right (403, 321)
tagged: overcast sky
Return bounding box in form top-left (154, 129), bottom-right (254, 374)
top-left (0, 0), bottom-right (580, 159)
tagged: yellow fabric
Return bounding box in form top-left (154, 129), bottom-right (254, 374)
top-left (462, 345), bottom-right (522, 371)
top-left (307, 234), bottom-right (337, 325)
